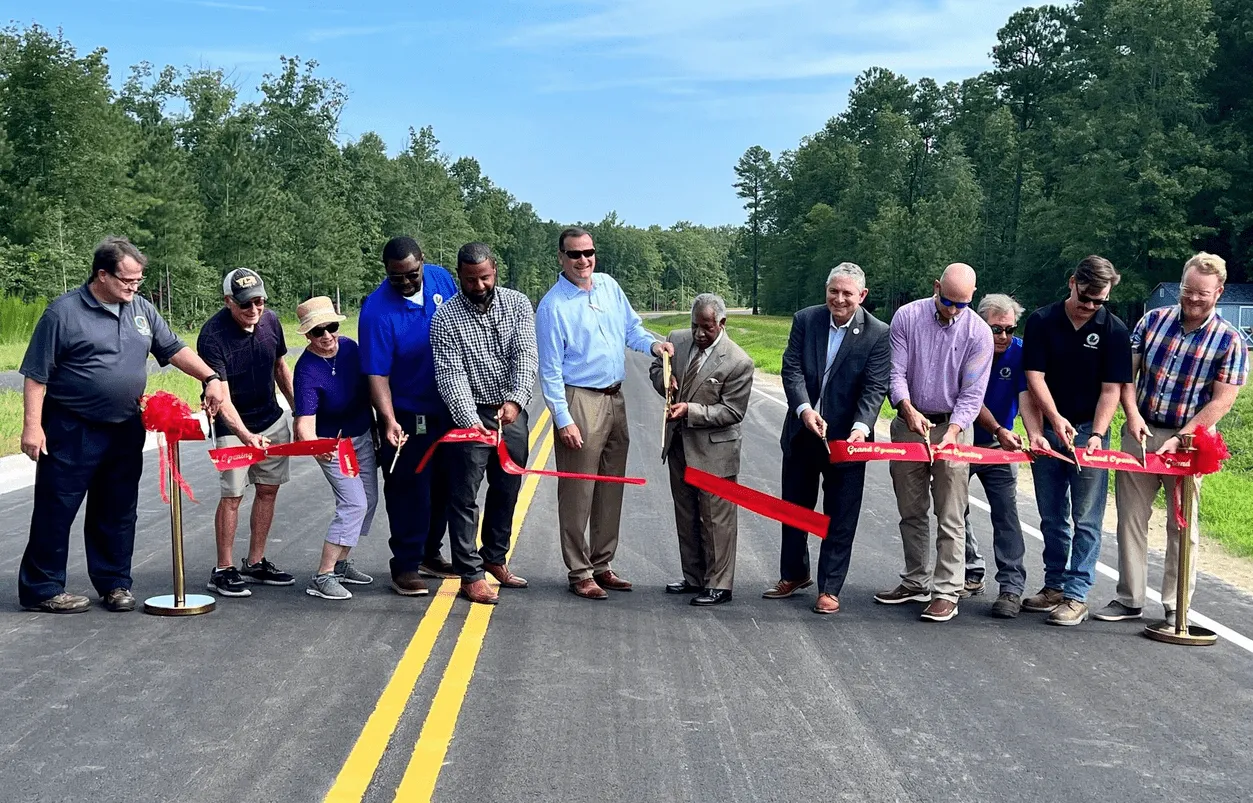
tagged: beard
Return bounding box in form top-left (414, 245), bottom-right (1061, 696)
top-left (466, 286), bottom-right (495, 307)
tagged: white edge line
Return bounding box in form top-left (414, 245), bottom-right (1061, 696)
top-left (753, 383), bottom-right (1253, 655)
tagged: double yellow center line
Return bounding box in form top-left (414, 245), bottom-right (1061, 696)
top-left (325, 409), bottom-right (556, 802)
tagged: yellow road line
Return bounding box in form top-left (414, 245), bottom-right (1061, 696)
top-left (392, 423), bottom-right (556, 801)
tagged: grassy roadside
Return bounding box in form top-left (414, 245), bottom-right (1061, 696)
top-left (648, 313), bottom-right (1253, 556)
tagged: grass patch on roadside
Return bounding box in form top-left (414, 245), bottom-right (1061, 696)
top-left (647, 313), bottom-right (793, 374)
top-left (0, 390), bottom-right (21, 456)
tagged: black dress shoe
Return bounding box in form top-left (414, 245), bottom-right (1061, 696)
top-left (666, 580), bottom-right (702, 594)
top-left (691, 588), bottom-right (732, 606)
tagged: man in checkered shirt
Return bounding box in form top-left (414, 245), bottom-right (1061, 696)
top-left (1095, 252), bottom-right (1249, 624)
top-left (430, 242), bottom-right (539, 605)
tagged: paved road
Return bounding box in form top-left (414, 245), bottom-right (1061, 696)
top-left (2, 352), bottom-right (1252, 802)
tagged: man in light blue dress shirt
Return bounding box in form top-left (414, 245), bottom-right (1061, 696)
top-left (536, 227), bottom-right (674, 600)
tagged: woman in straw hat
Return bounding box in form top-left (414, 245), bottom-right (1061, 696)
top-left (293, 296), bottom-right (379, 599)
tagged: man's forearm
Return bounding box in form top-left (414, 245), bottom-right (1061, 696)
top-left (23, 377), bottom-right (44, 429)
top-left (168, 347), bottom-right (216, 381)
top-left (1179, 383), bottom-right (1240, 435)
top-left (1092, 384), bottom-right (1121, 435)
top-left (975, 405), bottom-right (1001, 435)
top-left (368, 376), bottom-right (396, 422)
top-left (274, 360), bottom-right (295, 409)
top-left (1025, 373), bottom-right (1061, 422)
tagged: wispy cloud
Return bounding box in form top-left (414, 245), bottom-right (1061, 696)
top-left (166, 0), bottom-right (270, 11)
top-left (306, 24), bottom-right (394, 42)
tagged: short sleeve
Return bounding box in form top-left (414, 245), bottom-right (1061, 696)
top-left (1129, 312), bottom-right (1149, 356)
top-left (1103, 320), bottom-right (1134, 384)
top-left (1216, 334), bottom-right (1249, 386)
top-left (196, 321), bottom-right (227, 378)
top-left (359, 299), bottom-right (394, 376)
top-left (293, 356), bottom-right (321, 417)
top-left (146, 305), bottom-right (186, 365)
top-left (19, 309), bottom-right (61, 384)
top-left (1021, 311), bottom-right (1046, 373)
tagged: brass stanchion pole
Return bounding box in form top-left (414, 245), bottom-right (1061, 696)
top-left (1144, 433), bottom-right (1216, 646)
top-left (144, 440), bottom-right (216, 616)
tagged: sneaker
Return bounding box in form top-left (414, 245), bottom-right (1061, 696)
top-left (1164, 609), bottom-right (1177, 629)
top-left (1021, 587), bottom-right (1064, 612)
top-left (240, 557), bottom-right (295, 586)
top-left (990, 592), bottom-right (1021, 619)
top-left (102, 588), bottom-right (136, 612)
top-left (207, 567), bottom-right (252, 597)
top-left (873, 584), bottom-right (931, 605)
top-left (334, 560), bottom-right (374, 585)
top-left (920, 599), bottom-right (959, 622)
top-left (957, 578), bottom-right (985, 598)
top-left (23, 592), bottom-right (92, 614)
top-left (1093, 600), bottom-right (1142, 622)
top-left (1047, 598), bottom-right (1088, 626)
top-left (418, 557), bottom-right (458, 579)
top-left (307, 572), bottom-right (352, 600)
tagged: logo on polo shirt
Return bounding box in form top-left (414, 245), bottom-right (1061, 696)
top-left (134, 315), bottom-right (152, 336)
top-left (1085, 332), bottom-right (1100, 349)
top-left (433, 293), bottom-right (444, 306)
top-left (999, 366), bottom-right (1012, 380)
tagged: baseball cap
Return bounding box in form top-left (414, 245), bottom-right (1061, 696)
top-left (223, 268), bottom-right (267, 304)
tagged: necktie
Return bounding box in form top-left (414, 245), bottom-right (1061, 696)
top-left (684, 349), bottom-right (706, 394)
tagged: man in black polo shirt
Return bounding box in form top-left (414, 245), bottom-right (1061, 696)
top-left (18, 236), bottom-right (226, 614)
top-left (1020, 256), bottom-right (1132, 626)
top-left (197, 268), bottom-right (296, 597)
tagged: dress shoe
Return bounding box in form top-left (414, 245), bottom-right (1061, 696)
top-left (390, 571), bottom-right (430, 596)
top-left (569, 578), bottom-right (608, 600)
top-left (665, 580), bottom-right (702, 594)
top-left (418, 557), bottom-right (458, 579)
top-left (762, 577), bottom-right (814, 599)
top-left (691, 588), bottom-right (732, 606)
top-left (23, 592), bottom-right (91, 614)
top-left (459, 578), bottom-right (499, 605)
top-left (102, 588), bottom-right (136, 612)
top-left (593, 570), bottom-right (632, 591)
top-left (484, 562), bottom-right (528, 588)
top-left (920, 599), bottom-right (959, 622)
top-left (813, 593), bottom-right (840, 615)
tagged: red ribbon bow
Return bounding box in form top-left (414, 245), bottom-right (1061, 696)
top-left (140, 391), bottom-right (205, 504)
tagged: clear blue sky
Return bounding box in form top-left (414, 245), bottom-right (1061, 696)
top-left (6, 0), bottom-right (1033, 228)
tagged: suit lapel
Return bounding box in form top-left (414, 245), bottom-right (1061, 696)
top-left (683, 336), bottom-right (726, 402)
top-left (825, 307), bottom-right (863, 384)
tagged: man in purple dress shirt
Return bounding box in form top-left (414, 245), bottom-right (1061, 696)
top-left (874, 263), bottom-right (994, 622)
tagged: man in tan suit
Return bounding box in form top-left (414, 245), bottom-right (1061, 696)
top-left (649, 294), bottom-right (754, 606)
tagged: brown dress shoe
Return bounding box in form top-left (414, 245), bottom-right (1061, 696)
top-left (484, 562), bottom-right (528, 588)
top-left (593, 570), bottom-right (632, 591)
top-left (569, 578), bottom-right (608, 600)
top-left (459, 579), bottom-right (499, 605)
top-left (813, 593), bottom-right (840, 614)
top-left (390, 571), bottom-right (430, 596)
top-left (920, 599), bottom-right (959, 622)
top-left (418, 557), bottom-right (458, 579)
top-left (762, 578), bottom-right (814, 599)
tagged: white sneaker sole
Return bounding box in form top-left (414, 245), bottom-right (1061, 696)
top-left (206, 582), bottom-right (251, 597)
top-left (920, 607), bottom-right (959, 622)
top-left (874, 593), bottom-right (932, 605)
top-left (306, 587), bottom-right (352, 600)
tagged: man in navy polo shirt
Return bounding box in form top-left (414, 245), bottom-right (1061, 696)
top-left (1021, 256), bottom-right (1133, 626)
top-left (960, 293), bottom-right (1030, 618)
top-left (19, 236), bottom-right (225, 613)
top-left (360, 236), bottom-right (459, 596)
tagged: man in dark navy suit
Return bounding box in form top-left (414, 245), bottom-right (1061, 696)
top-left (764, 263), bottom-right (891, 615)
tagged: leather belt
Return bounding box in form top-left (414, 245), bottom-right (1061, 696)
top-left (573, 384), bottom-right (622, 395)
top-left (922, 412), bottom-right (951, 425)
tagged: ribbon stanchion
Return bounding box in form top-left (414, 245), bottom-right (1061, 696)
top-left (414, 428), bottom-right (648, 485)
top-left (684, 467), bottom-right (830, 538)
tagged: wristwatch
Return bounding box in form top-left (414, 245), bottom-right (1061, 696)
top-left (1091, 430), bottom-right (1107, 440)
top-left (203, 372), bottom-right (222, 386)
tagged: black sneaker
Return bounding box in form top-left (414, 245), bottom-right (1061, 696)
top-left (240, 557), bottom-right (295, 586)
top-left (207, 567), bottom-right (252, 597)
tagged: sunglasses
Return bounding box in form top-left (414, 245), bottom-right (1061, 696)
top-left (386, 268), bottom-right (423, 284)
top-left (234, 297), bottom-right (266, 309)
top-left (990, 325), bottom-right (1017, 335)
top-left (309, 322), bottom-right (339, 338)
top-left (1077, 292), bottom-right (1108, 306)
top-left (563, 249), bottom-right (596, 260)
top-left (938, 295), bottom-right (970, 309)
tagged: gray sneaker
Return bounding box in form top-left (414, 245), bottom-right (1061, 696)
top-left (334, 560), bottom-right (374, 585)
top-left (1093, 600), bottom-right (1142, 621)
top-left (306, 572), bottom-right (352, 600)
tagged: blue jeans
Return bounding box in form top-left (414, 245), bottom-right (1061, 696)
top-left (964, 460), bottom-right (1027, 596)
top-left (1031, 422), bottom-right (1109, 601)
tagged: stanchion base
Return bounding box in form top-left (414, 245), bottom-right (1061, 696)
top-left (1143, 620), bottom-right (1218, 646)
top-left (143, 593), bottom-right (216, 617)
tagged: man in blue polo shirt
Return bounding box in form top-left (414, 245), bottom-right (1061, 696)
top-left (960, 293), bottom-right (1030, 618)
top-left (360, 236), bottom-right (459, 596)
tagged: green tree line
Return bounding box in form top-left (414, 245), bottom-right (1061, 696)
top-left (734, 0), bottom-right (1253, 319)
top-left (0, 24), bottom-right (741, 326)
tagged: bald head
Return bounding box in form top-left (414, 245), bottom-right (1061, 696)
top-left (933, 262), bottom-right (976, 322)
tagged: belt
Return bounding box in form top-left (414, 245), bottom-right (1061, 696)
top-left (921, 412), bottom-right (951, 425)
top-left (573, 384), bottom-right (622, 395)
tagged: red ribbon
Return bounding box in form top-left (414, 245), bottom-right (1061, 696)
top-left (415, 428), bottom-right (647, 485)
top-left (140, 391), bottom-right (206, 504)
top-left (338, 437), bottom-right (360, 478)
top-left (1075, 448), bottom-right (1194, 475)
top-left (828, 440), bottom-right (1075, 465)
top-left (1169, 428), bottom-right (1231, 528)
top-left (208, 438), bottom-right (343, 472)
top-left (684, 467), bottom-right (830, 538)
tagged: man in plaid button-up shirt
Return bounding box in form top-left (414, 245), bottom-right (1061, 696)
top-left (431, 242), bottom-right (539, 605)
top-left (1095, 252), bottom-right (1249, 624)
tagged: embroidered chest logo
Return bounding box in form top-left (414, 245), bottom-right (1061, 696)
top-left (433, 293), bottom-right (444, 306)
top-left (1084, 332), bottom-right (1100, 349)
top-left (999, 366), bottom-right (1012, 380)
top-left (134, 315), bottom-right (152, 336)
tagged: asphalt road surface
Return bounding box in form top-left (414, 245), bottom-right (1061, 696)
top-left (2, 352), bottom-right (1252, 803)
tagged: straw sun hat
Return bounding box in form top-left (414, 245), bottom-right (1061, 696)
top-left (296, 296), bottom-right (347, 335)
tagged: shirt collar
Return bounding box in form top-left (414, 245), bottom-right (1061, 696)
top-left (697, 330), bottom-right (725, 353)
top-left (1173, 304), bottom-right (1216, 332)
top-left (557, 271), bottom-right (596, 299)
top-left (829, 313), bottom-right (854, 332)
top-left (404, 286), bottom-right (425, 307)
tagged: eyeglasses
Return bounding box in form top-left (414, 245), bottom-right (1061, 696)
top-left (1076, 292), bottom-right (1108, 306)
top-left (990, 325), bottom-right (1017, 335)
top-left (563, 249), bottom-right (596, 260)
top-left (386, 269), bottom-right (422, 285)
top-left (113, 274), bottom-right (144, 289)
top-left (938, 295), bottom-right (970, 309)
top-left (1180, 286), bottom-right (1216, 301)
top-left (234, 297), bottom-right (266, 309)
top-left (308, 322), bottom-right (339, 338)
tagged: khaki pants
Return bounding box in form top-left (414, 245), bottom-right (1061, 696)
top-left (1114, 422), bottom-right (1200, 612)
top-left (889, 416), bottom-right (972, 602)
top-left (555, 386), bottom-right (630, 583)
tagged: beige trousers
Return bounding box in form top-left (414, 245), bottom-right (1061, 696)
top-left (1114, 422), bottom-right (1200, 612)
top-left (889, 416), bottom-right (972, 602)
top-left (555, 386), bottom-right (630, 583)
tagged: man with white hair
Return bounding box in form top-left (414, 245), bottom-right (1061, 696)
top-left (765, 263), bottom-right (891, 615)
top-left (1095, 252), bottom-right (1248, 624)
top-left (649, 293), bottom-right (754, 606)
top-left (875, 263), bottom-right (993, 623)
top-left (960, 293), bottom-right (1030, 618)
